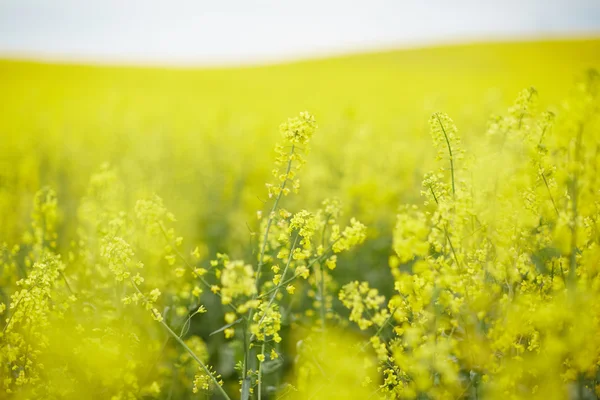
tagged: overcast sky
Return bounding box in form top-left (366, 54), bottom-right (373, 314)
top-left (1, 0), bottom-right (599, 65)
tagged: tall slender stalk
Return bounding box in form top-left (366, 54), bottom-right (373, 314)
top-left (253, 235), bottom-right (299, 335)
top-left (243, 144), bottom-right (296, 399)
top-left (130, 280), bottom-right (231, 400)
top-left (159, 319), bottom-right (230, 400)
top-left (318, 216), bottom-right (330, 332)
top-left (568, 123), bottom-right (584, 285)
top-left (255, 144), bottom-right (296, 285)
top-left (318, 262), bottom-right (327, 332)
top-left (257, 241), bottom-right (338, 300)
top-left (435, 113), bottom-right (456, 198)
top-left (258, 342), bottom-right (265, 400)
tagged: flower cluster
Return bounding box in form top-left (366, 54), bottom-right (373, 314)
top-left (279, 111), bottom-right (317, 145)
top-left (331, 218), bottom-right (368, 253)
top-left (220, 259), bottom-right (257, 305)
top-left (288, 210), bottom-right (317, 260)
top-left (266, 111), bottom-right (317, 198)
top-left (338, 75), bottom-right (600, 399)
top-left (135, 194), bottom-right (176, 235)
top-left (339, 281), bottom-right (388, 330)
top-left (1, 254), bottom-right (64, 393)
top-left (3, 67), bottom-right (599, 400)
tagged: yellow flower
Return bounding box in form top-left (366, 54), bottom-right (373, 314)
top-left (191, 246), bottom-right (201, 259)
top-left (296, 265), bottom-right (309, 279)
top-left (325, 255), bottom-right (337, 270)
top-left (224, 312), bottom-right (237, 324)
top-left (220, 259), bottom-right (256, 305)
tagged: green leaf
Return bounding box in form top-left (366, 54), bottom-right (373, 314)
top-left (209, 318), bottom-right (242, 336)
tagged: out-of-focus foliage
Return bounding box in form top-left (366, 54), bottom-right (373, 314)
top-left (0, 39), bottom-right (599, 399)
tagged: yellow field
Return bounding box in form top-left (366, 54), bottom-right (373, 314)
top-left (1, 38), bottom-right (600, 399)
top-left (1, 39), bottom-right (598, 242)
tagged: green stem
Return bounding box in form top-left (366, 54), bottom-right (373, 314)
top-left (257, 240), bottom-right (338, 300)
top-left (435, 113), bottom-right (456, 198)
top-left (318, 216), bottom-right (331, 332)
top-left (255, 144), bottom-right (296, 285)
top-left (318, 262), bottom-right (327, 332)
top-left (569, 123), bottom-right (584, 285)
top-left (59, 270), bottom-right (75, 295)
top-left (444, 226), bottom-right (462, 270)
top-left (252, 235), bottom-right (299, 338)
top-left (159, 320), bottom-right (230, 400)
top-left (429, 185), bottom-right (462, 270)
top-left (360, 308), bottom-right (398, 351)
top-left (243, 145), bottom-right (296, 395)
top-left (258, 342), bottom-right (265, 400)
top-left (130, 280), bottom-right (230, 400)
top-left (540, 172), bottom-right (559, 216)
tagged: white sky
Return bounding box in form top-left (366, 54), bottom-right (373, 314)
top-left (0, 0), bottom-right (599, 65)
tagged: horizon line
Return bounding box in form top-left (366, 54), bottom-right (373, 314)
top-left (1, 33), bottom-right (598, 70)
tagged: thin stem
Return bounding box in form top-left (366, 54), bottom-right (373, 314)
top-left (569, 123), bottom-right (584, 285)
top-left (255, 144), bottom-right (296, 285)
top-left (318, 216), bottom-right (331, 332)
top-left (59, 270), bottom-right (75, 295)
top-left (257, 241), bottom-right (338, 300)
top-left (540, 172), bottom-right (559, 216)
top-left (318, 262), bottom-right (327, 332)
top-left (160, 320), bottom-right (230, 399)
top-left (429, 185), bottom-right (462, 270)
top-left (360, 308), bottom-right (398, 352)
top-left (243, 144), bottom-right (296, 393)
top-left (435, 113), bottom-right (456, 197)
top-left (537, 128), bottom-right (559, 217)
top-left (252, 235), bottom-right (299, 339)
top-left (429, 186), bottom-right (439, 204)
top-left (130, 279), bottom-right (230, 400)
top-left (241, 322), bottom-right (249, 399)
top-left (258, 342), bottom-right (265, 400)
top-left (444, 227), bottom-right (462, 270)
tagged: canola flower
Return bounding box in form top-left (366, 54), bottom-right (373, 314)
top-left (0, 69), bottom-right (599, 400)
top-left (338, 71), bottom-right (600, 399)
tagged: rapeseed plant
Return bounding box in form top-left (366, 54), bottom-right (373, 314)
top-left (337, 70), bottom-right (600, 400)
top-left (0, 53), bottom-right (599, 400)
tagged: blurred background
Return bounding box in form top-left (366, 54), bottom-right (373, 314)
top-left (0, 0), bottom-right (599, 283)
top-left (1, 2), bottom-right (600, 399)
top-left (1, 0), bottom-right (599, 65)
